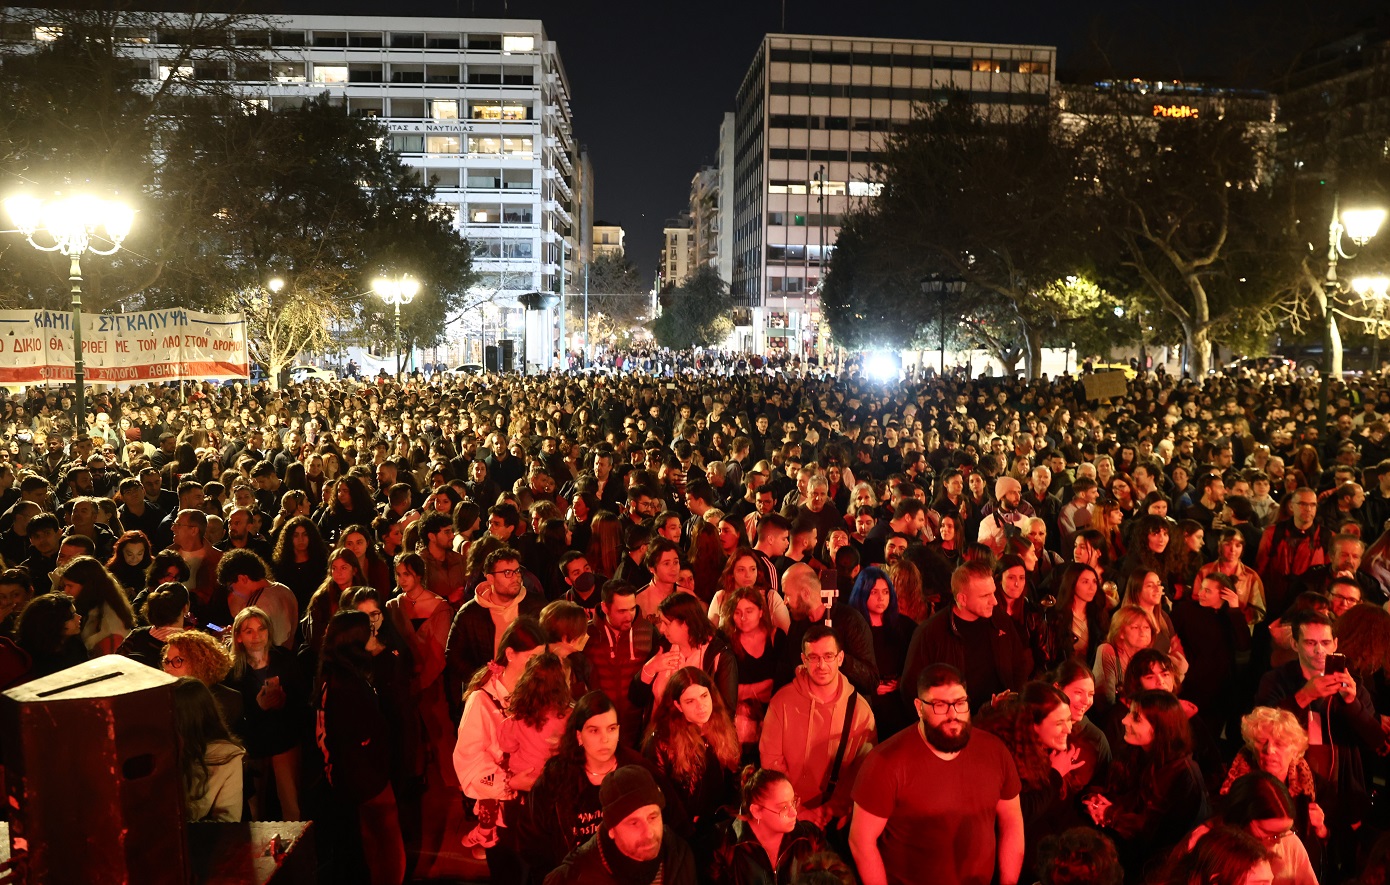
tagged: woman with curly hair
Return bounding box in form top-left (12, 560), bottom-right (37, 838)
top-left (1220, 707), bottom-right (1330, 867)
top-left (977, 681), bottom-right (1081, 881)
top-left (55, 555), bottom-right (135, 656)
top-left (106, 530), bottom-right (153, 595)
top-left (1120, 516), bottom-right (1174, 590)
top-left (499, 651), bottom-right (573, 793)
top-left (643, 666), bottom-right (740, 839)
top-left (718, 586), bottom-right (783, 754)
top-left (161, 629), bottom-right (242, 728)
top-left (172, 677), bottom-right (244, 822)
top-left (885, 558), bottom-right (931, 623)
top-left (316, 476), bottom-right (375, 546)
top-left (271, 516), bottom-right (329, 611)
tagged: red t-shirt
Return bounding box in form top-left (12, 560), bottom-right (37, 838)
top-left (851, 724), bottom-right (1020, 885)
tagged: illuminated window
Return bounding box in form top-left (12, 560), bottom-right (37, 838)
top-left (848, 181), bottom-right (883, 197)
top-left (271, 62), bottom-right (305, 83)
top-left (158, 63), bottom-right (193, 81)
top-left (313, 65), bottom-right (347, 84)
top-left (1019, 61), bottom-right (1050, 74)
top-left (431, 100), bottom-right (459, 120)
top-left (469, 136), bottom-right (502, 156)
top-left (502, 34), bottom-right (535, 52)
top-left (427, 136), bottom-right (461, 154)
top-left (503, 137), bottom-right (533, 157)
top-left (971, 59), bottom-right (1002, 73)
top-left (810, 180), bottom-right (847, 196)
top-left (33, 26), bottom-right (61, 41)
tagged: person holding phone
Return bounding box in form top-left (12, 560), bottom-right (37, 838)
top-left (1254, 609), bottom-right (1382, 835)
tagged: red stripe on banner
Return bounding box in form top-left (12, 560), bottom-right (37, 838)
top-left (0, 363), bottom-right (249, 383)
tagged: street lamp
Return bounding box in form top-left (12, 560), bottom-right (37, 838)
top-left (372, 274), bottom-right (420, 380)
top-left (4, 192), bottom-right (134, 440)
top-left (1354, 275), bottom-right (1390, 374)
top-left (1323, 195), bottom-right (1385, 381)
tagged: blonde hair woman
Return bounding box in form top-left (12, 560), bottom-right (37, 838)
top-left (1220, 706), bottom-right (1328, 849)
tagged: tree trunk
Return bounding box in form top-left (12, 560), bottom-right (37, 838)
top-left (1021, 323), bottom-right (1043, 379)
top-left (1183, 324), bottom-right (1212, 378)
top-left (1325, 311), bottom-right (1344, 378)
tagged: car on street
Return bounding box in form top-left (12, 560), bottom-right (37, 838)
top-left (288, 365), bottom-right (337, 384)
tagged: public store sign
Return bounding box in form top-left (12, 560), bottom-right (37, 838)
top-left (0, 309), bottom-right (248, 384)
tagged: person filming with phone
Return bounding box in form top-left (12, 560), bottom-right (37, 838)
top-left (1254, 608), bottom-right (1382, 844)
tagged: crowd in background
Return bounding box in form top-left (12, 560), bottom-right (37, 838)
top-left (4, 357), bottom-right (1390, 884)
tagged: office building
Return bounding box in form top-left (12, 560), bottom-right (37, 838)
top-left (730, 33), bottom-right (1055, 354)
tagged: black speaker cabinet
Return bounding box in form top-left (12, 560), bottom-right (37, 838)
top-left (1, 656), bottom-right (188, 885)
top-left (499, 338), bottom-right (515, 372)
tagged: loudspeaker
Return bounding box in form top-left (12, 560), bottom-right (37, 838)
top-left (499, 338), bottom-right (515, 372)
top-left (1, 657), bottom-right (188, 885)
top-left (484, 345), bottom-right (501, 372)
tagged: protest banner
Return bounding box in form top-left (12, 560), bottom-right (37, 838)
top-left (0, 309), bottom-right (248, 385)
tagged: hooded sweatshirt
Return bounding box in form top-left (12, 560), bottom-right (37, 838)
top-left (474, 584), bottom-right (525, 655)
top-left (453, 673), bottom-right (513, 801)
top-left (759, 666), bottom-right (876, 818)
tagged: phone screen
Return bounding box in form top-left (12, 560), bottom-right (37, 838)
top-left (1325, 653), bottom-right (1349, 675)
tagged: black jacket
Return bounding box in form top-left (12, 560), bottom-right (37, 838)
top-left (442, 590), bottom-right (545, 722)
top-left (707, 818), bottom-right (826, 885)
top-left (899, 606), bottom-right (1030, 709)
top-left (544, 827), bottom-right (697, 885)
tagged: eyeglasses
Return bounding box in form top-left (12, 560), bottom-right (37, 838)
top-left (920, 698), bottom-right (971, 716)
top-left (163, 655), bottom-right (185, 668)
top-left (1252, 826), bottom-right (1292, 845)
top-left (803, 653), bottom-right (840, 666)
top-left (1332, 593), bottom-right (1361, 604)
top-left (491, 568), bottom-right (522, 579)
top-left (365, 610), bottom-right (383, 621)
top-left (755, 798), bottom-right (798, 817)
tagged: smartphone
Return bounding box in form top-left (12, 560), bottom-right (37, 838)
top-left (1325, 653), bottom-right (1349, 675)
top-left (818, 568), bottom-right (838, 597)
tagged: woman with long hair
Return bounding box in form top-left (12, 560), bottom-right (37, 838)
top-left (383, 552), bottom-right (455, 788)
top-left (1121, 515), bottom-right (1174, 590)
top-left (1221, 707), bottom-right (1330, 867)
top-left (1120, 569), bottom-right (1186, 671)
top-left (270, 489), bottom-right (313, 542)
top-left (1185, 772), bottom-right (1317, 885)
top-left (522, 691), bottom-right (686, 881)
top-left (339, 524), bottom-right (392, 596)
top-left (977, 682), bottom-right (1084, 880)
top-left (848, 565), bottom-right (916, 737)
top-left (640, 592), bottom-right (739, 715)
top-left (302, 548), bottom-right (367, 654)
top-left (1168, 520), bottom-right (1207, 599)
top-left (927, 511), bottom-right (966, 570)
top-left (996, 554), bottom-right (1052, 681)
top-left (584, 511), bottom-right (623, 579)
top-left (1052, 659), bottom-right (1111, 798)
top-left (117, 582), bottom-right (190, 669)
top-left (707, 546), bottom-right (791, 633)
top-left (1097, 502), bottom-right (1128, 564)
top-left (226, 605), bottom-right (306, 821)
top-left (707, 766), bottom-right (827, 884)
top-left (172, 677), bottom-right (245, 822)
top-left (643, 665), bottom-right (740, 836)
top-left (1086, 690), bottom-right (1209, 877)
top-left (316, 476), bottom-right (375, 546)
top-left (271, 516), bottom-right (329, 611)
top-left (453, 617), bottom-right (548, 863)
top-left (16, 592), bottom-right (86, 679)
top-left (687, 520), bottom-right (726, 604)
top-left (718, 586), bottom-right (783, 754)
top-left (106, 530), bottom-right (153, 594)
top-left (499, 651), bottom-right (573, 792)
top-left (55, 555), bottom-right (136, 656)
top-left (566, 491), bottom-right (599, 559)
top-left (1046, 563), bottom-right (1109, 671)
top-left (315, 610), bottom-right (407, 885)
top-left (1150, 826), bottom-right (1272, 885)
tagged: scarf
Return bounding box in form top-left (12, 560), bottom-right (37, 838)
top-left (1220, 748), bottom-right (1317, 800)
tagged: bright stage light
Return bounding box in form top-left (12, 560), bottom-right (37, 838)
top-left (866, 352), bottom-right (897, 381)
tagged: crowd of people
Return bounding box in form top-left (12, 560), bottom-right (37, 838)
top-left (8, 355), bottom-right (1390, 885)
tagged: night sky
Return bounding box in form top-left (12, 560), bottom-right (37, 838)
top-left (272, 0), bottom-right (1383, 276)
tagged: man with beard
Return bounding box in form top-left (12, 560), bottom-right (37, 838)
top-left (544, 764), bottom-right (696, 885)
top-left (850, 663), bottom-right (1023, 885)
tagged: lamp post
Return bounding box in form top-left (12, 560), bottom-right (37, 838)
top-left (1325, 194), bottom-right (1386, 377)
top-left (1354, 276), bottom-right (1390, 375)
top-left (4, 193), bottom-right (133, 440)
top-left (372, 274), bottom-right (420, 380)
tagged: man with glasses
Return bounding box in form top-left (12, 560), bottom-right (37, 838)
top-left (1257, 488), bottom-right (1329, 619)
top-left (761, 624), bottom-right (876, 832)
top-left (850, 663), bottom-right (1023, 885)
top-left (443, 545), bottom-right (542, 723)
top-left (167, 508), bottom-right (227, 628)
